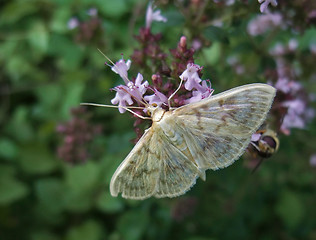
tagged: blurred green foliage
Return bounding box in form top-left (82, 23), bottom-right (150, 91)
top-left (1, 0), bottom-right (316, 240)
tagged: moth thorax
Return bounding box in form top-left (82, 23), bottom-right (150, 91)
top-left (150, 107), bottom-right (166, 122)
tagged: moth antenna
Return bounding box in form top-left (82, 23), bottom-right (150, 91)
top-left (168, 77), bottom-right (184, 109)
top-left (80, 103), bottom-right (151, 120)
top-left (97, 48), bottom-right (131, 85)
top-left (97, 48), bottom-right (116, 66)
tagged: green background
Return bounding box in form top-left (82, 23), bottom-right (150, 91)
top-left (1, 0), bottom-right (316, 239)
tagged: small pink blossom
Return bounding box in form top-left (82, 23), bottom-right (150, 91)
top-left (275, 78), bottom-right (302, 94)
top-left (87, 8), bottom-right (98, 16)
top-left (144, 89), bottom-right (168, 107)
top-left (111, 58), bottom-right (132, 83)
top-left (111, 86), bottom-right (134, 113)
top-left (186, 80), bottom-right (213, 104)
top-left (111, 73), bottom-right (149, 113)
top-left (145, 3), bottom-right (167, 29)
top-left (288, 39), bottom-right (298, 51)
top-left (247, 13), bottom-right (282, 36)
top-left (251, 133), bottom-right (262, 142)
top-left (68, 17), bottom-right (79, 30)
top-left (310, 154), bottom-right (316, 167)
top-left (258, 0), bottom-right (278, 13)
top-left (180, 63), bottom-right (203, 91)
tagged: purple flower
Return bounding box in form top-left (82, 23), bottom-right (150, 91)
top-left (258, 0), bottom-right (278, 13)
top-left (111, 58), bottom-right (132, 82)
top-left (186, 80), bottom-right (213, 104)
top-left (145, 3), bottom-right (167, 29)
top-left (87, 8), bottom-right (98, 17)
top-left (144, 88), bottom-right (168, 107)
top-left (247, 13), bottom-right (282, 36)
top-left (180, 63), bottom-right (203, 91)
top-left (280, 99), bottom-right (314, 135)
top-left (275, 77), bottom-right (302, 94)
top-left (111, 86), bottom-right (134, 113)
top-left (111, 73), bottom-right (149, 113)
top-left (251, 133), bottom-right (262, 142)
top-left (310, 154), bottom-right (316, 167)
top-left (68, 17), bottom-right (79, 30)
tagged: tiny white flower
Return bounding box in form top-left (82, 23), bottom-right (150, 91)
top-left (146, 3), bottom-right (167, 28)
top-left (68, 17), bottom-right (79, 30)
top-left (111, 59), bottom-right (132, 83)
top-left (180, 63), bottom-right (202, 91)
top-left (258, 0), bottom-right (278, 13)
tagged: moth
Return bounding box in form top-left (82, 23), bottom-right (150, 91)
top-left (108, 83), bottom-right (276, 200)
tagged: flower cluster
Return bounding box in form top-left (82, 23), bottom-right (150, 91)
top-left (109, 58), bottom-right (213, 113)
top-left (56, 107), bottom-right (102, 164)
top-left (247, 12), bottom-right (282, 36)
top-left (108, 3), bottom-right (213, 119)
top-left (67, 8), bottom-right (103, 44)
top-left (268, 42), bottom-right (315, 135)
top-left (274, 77), bottom-right (315, 135)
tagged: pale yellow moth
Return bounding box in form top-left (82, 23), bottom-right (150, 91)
top-left (107, 83), bottom-right (276, 200)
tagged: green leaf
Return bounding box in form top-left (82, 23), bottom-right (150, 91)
top-left (64, 162), bottom-right (100, 212)
top-left (50, 7), bottom-right (72, 33)
top-left (275, 190), bottom-right (304, 229)
top-left (6, 107), bottom-right (34, 142)
top-left (61, 82), bottom-right (84, 119)
top-left (31, 230), bottom-right (59, 240)
top-left (299, 28), bottom-right (316, 50)
top-left (118, 210), bottom-right (149, 240)
top-left (18, 143), bottom-right (58, 174)
top-left (97, 0), bottom-right (129, 18)
top-left (0, 176), bottom-right (28, 205)
top-left (204, 26), bottom-right (229, 44)
top-left (0, 138), bottom-right (18, 160)
top-left (0, 1), bottom-right (37, 25)
top-left (202, 42), bottom-right (221, 65)
top-left (65, 161), bottom-right (99, 193)
top-left (35, 178), bottom-right (65, 214)
top-left (96, 191), bottom-right (124, 213)
top-left (28, 21), bottom-right (49, 53)
top-left (66, 219), bottom-right (105, 240)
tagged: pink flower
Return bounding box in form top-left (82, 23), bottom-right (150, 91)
top-left (251, 133), bottom-right (262, 142)
top-left (111, 85), bottom-right (134, 113)
top-left (111, 73), bottom-right (149, 113)
top-left (144, 89), bottom-right (168, 107)
top-left (68, 17), bottom-right (79, 30)
top-left (275, 78), bottom-right (302, 94)
top-left (186, 80), bottom-right (213, 104)
top-left (145, 3), bottom-right (167, 29)
top-left (258, 0), bottom-right (278, 13)
top-left (111, 58), bottom-right (132, 83)
top-left (310, 154), bottom-right (316, 167)
top-left (180, 63), bottom-right (203, 91)
top-left (247, 13), bottom-right (282, 36)
top-left (87, 8), bottom-right (98, 16)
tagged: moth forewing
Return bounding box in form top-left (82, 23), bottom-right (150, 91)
top-left (109, 128), bottom-right (158, 199)
top-left (169, 83), bottom-right (276, 171)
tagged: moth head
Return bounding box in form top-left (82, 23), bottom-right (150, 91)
top-left (147, 103), bottom-right (165, 122)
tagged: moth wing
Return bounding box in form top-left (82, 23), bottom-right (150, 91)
top-left (110, 129), bottom-right (158, 200)
top-left (170, 83), bottom-right (276, 170)
top-left (110, 125), bottom-right (201, 200)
